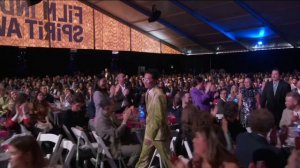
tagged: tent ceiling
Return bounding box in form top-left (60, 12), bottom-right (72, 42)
top-left (84, 0), bottom-right (300, 55)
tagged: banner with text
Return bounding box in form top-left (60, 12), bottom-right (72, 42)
top-left (0, 0), bottom-right (180, 54)
top-left (0, 0), bottom-right (93, 49)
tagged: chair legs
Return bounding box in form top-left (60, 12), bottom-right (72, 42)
top-left (183, 140), bottom-right (193, 159)
top-left (118, 160), bottom-right (122, 168)
top-left (95, 150), bottom-right (100, 168)
top-left (119, 159), bottom-right (127, 168)
top-left (148, 149), bottom-right (162, 168)
top-left (76, 137), bottom-right (80, 168)
top-left (91, 151), bottom-right (128, 168)
top-left (148, 149), bottom-right (157, 168)
top-left (159, 157), bottom-right (163, 168)
top-left (100, 149), bottom-right (105, 168)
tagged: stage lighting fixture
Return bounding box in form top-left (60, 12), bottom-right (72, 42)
top-left (257, 41), bottom-right (263, 45)
top-left (26, 0), bottom-right (43, 6)
top-left (112, 51), bottom-right (119, 54)
top-left (148, 5), bottom-right (161, 23)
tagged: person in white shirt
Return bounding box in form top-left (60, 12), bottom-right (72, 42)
top-left (280, 92), bottom-right (300, 127)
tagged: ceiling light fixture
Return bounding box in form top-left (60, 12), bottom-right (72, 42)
top-left (257, 41), bottom-right (263, 45)
top-left (112, 51), bottom-right (119, 54)
top-left (148, 5), bottom-right (161, 23)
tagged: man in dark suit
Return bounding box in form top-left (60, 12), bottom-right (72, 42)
top-left (261, 69), bottom-right (291, 127)
top-left (236, 109), bottom-right (284, 168)
top-left (217, 88), bottom-right (227, 115)
top-left (61, 94), bottom-right (88, 131)
top-left (168, 92), bottom-right (182, 123)
top-left (40, 85), bottom-right (55, 103)
top-left (292, 80), bottom-right (300, 94)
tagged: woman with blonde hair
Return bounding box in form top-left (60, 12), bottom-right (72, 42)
top-left (227, 85), bottom-right (239, 104)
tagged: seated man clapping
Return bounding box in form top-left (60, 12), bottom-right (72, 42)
top-left (94, 98), bottom-right (141, 168)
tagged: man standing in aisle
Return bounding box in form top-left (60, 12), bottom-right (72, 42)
top-left (261, 68), bottom-right (291, 127)
top-left (135, 69), bottom-right (172, 168)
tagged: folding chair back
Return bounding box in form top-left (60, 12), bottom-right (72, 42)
top-left (170, 136), bottom-right (177, 153)
top-left (62, 125), bottom-right (76, 143)
top-left (183, 140), bottom-right (193, 159)
top-left (36, 133), bottom-right (62, 165)
top-left (59, 139), bottom-right (76, 168)
top-left (36, 133), bottom-right (62, 153)
top-left (148, 149), bottom-right (163, 168)
top-left (92, 131), bottom-right (118, 168)
top-left (70, 127), bottom-right (97, 155)
top-left (71, 127), bottom-right (88, 145)
top-left (70, 127), bottom-right (98, 168)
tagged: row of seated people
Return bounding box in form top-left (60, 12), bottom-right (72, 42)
top-left (0, 69), bottom-right (300, 167)
top-left (170, 90), bottom-right (300, 168)
top-left (3, 107), bottom-right (300, 168)
top-left (0, 92), bottom-right (86, 136)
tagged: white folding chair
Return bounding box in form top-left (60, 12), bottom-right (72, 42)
top-left (1, 133), bottom-right (30, 146)
top-left (148, 149), bottom-right (163, 168)
top-left (149, 129), bottom-right (179, 168)
top-left (92, 131), bottom-right (127, 168)
top-left (246, 127), bottom-right (252, 133)
top-left (170, 136), bottom-right (177, 153)
top-left (70, 127), bottom-right (98, 154)
top-left (36, 133), bottom-right (62, 165)
top-left (71, 127), bottom-right (98, 167)
top-left (183, 140), bottom-right (193, 159)
top-left (170, 129), bottom-right (180, 153)
top-left (51, 139), bottom-right (76, 168)
top-left (20, 124), bottom-right (31, 135)
top-left (62, 125), bottom-right (76, 143)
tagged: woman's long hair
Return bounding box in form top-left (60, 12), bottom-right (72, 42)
top-left (192, 122), bottom-right (237, 168)
top-left (32, 91), bottom-right (50, 118)
top-left (181, 105), bottom-right (213, 140)
top-left (33, 92), bottom-right (49, 107)
top-left (92, 74), bottom-right (107, 102)
top-left (92, 74), bottom-right (106, 92)
top-left (9, 135), bottom-right (46, 168)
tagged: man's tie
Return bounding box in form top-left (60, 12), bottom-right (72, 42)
top-left (146, 91), bottom-right (149, 104)
top-left (273, 82), bottom-right (278, 96)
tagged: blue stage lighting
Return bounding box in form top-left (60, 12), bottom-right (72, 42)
top-left (258, 41), bottom-right (263, 45)
top-left (228, 27), bottom-right (274, 39)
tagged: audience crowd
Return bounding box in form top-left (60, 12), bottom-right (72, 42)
top-left (0, 68), bottom-right (300, 168)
